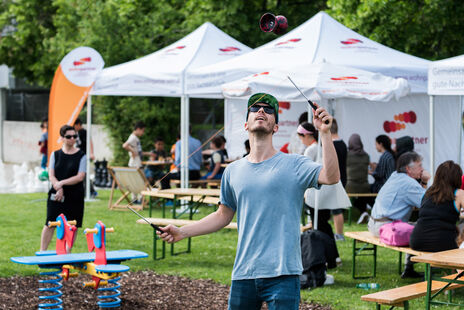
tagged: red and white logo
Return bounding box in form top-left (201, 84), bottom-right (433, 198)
top-left (278, 101), bottom-right (290, 113)
top-left (275, 38), bottom-right (301, 46)
top-left (340, 38), bottom-right (363, 45)
top-left (219, 46), bottom-right (241, 52)
top-left (73, 57), bottom-right (91, 66)
top-left (252, 72), bottom-right (269, 77)
top-left (383, 111), bottom-right (417, 133)
top-left (330, 76), bottom-right (358, 81)
top-left (165, 45), bottom-right (186, 53)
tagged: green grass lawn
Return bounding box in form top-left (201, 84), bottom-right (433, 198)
top-left (1, 190), bottom-right (463, 309)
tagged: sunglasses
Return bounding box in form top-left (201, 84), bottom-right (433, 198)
top-left (64, 134), bottom-right (78, 139)
top-left (249, 105), bottom-right (274, 114)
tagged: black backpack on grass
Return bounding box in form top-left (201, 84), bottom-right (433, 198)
top-left (300, 230), bottom-right (337, 289)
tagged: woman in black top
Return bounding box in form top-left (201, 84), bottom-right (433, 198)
top-left (410, 161), bottom-right (464, 252)
top-left (40, 125), bottom-right (86, 252)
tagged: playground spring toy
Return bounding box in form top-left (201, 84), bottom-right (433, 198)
top-left (11, 214), bottom-right (148, 309)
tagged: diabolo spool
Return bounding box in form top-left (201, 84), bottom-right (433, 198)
top-left (259, 13), bottom-right (288, 34)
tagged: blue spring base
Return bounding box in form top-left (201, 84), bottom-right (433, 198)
top-left (38, 267), bottom-right (63, 309)
top-left (97, 276), bottom-right (122, 308)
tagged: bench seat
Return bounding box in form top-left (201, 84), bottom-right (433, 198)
top-left (345, 231), bottom-right (427, 256)
top-left (361, 273), bottom-right (464, 309)
top-left (345, 231), bottom-right (429, 279)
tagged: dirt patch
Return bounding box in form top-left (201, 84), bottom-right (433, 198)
top-left (0, 271), bottom-right (331, 309)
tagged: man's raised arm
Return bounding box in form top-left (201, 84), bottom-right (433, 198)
top-left (311, 105), bottom-right (340, 185)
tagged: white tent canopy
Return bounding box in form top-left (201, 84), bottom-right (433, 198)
top-left (428, 55), bottom-right (464, 95)
top-left (187, 11), bottom-right (429, 98)
top-left (89, 22), bottom-right (251, 189)
top-left (222, 63), bottom-right (410, 159)
top-left (91, 22), bottom-right (251, 97)
top-left (222, 62), bottom-right (410, 102)
top-left (428, 55), bottom-right (464, 169)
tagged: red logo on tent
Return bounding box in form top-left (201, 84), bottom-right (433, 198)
top-left (252, 72), bottom-right (269, 77)
top-left (279, 101), bottom-right (290, 111)
top-left (166, 45), bottom-right (186, 53)
top-left (330, 76), bottom-right (358, 81)
top-left (340, 38), bottom-right (363, 45)
top-left (383, 111), bottom-right (417, 133)
top-left (219, 46), bottom-right (241, 52)
top-left (73, 57), bottom-right (91, 66)
top-left (275, 38), bottom-right (301, 46)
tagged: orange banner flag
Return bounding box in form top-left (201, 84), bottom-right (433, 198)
top-left (48, 47), bottom-right (104, 158)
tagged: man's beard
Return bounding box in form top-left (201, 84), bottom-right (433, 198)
top-left (249, 123), bottom-right (274, 136)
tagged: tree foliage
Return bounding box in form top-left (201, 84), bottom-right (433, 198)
top-left (327, 0), bottom-right (464, 60)
top-left (0, 0), bottom-right (326, 164)
top-left (3, 0), bottom-right (464, 163)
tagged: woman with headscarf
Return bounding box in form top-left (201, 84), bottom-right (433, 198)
top-left (346, 134), bottom-right (370, 223)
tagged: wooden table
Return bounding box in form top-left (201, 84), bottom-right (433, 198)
top-left (412, 248), bottom-right (464, 309)
top-left (160, 188), bottom-right (220, 197)
top-left (345, 231), bottom-right (429, 279)
top-left (169, 178), bottom-right (221, 188)
top-left (142, 160), bottom-right (173, 166)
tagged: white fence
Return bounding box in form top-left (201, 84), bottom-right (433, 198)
top-left (2, 121), bottom-right (113, 164)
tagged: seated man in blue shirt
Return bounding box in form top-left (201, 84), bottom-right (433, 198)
top-left (157, 93), bottom-right (340, 310)
top-left (368, 151), bottom-right (430, 278)
top-left (160, 127), bottom-right (203, 189)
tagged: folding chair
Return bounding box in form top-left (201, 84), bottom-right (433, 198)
top-left (108, 166), bottom-right (152, 211)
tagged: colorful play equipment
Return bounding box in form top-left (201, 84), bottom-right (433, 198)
top-left (11, 214), bottom-right (148, 309)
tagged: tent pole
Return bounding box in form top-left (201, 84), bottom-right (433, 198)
top-left (459, 96), bottom-right (463, 167)
top-left (85, 95), bottom-right (92, 201)
top-left (180, 95), bottom-right (190, 189)
top-left (429, 95), bottom-right (434, 179)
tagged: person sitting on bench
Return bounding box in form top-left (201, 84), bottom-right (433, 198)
top-left (144, 137), bottom-right (169, 188)
top-left (161, 126), bottom-right (202, 189)
top-left (201, 136), bottom-right (226, 180)
top-left (368, 151), bottom-right (430, 278)
top-left (410, 161), bottom-right (464, 252)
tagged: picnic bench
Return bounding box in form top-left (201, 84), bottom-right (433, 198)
top-left (140, 189), bottom-right (220, 259)
top-left (344, 231), bottom-right (429, 279)
top-left (170, 179), bottom-right (221, 188)
top-left (361, 272), bottom-right (464, 309)
top-left (412, 248), bottom-right (464, 309)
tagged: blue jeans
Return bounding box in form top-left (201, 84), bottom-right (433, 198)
top-left (41, 154), bottom-right (47, 169)
top-left (228, 275), bottom-right (300, 310)
top-left (200, 172), bottom-right (223, 180)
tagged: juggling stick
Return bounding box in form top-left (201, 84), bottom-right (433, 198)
top-left (128, 206), bottom-right (165, 234)
top-left (287, 76), bottom-right (330, 125)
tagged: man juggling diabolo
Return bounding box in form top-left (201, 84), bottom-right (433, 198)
top-left (158, 93), bottom-right (340, 309)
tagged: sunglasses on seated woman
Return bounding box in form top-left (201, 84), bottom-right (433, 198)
top-left (249, 104), bottom-right (274, 114)
top-left (64, 134), bottom-right (78, 139)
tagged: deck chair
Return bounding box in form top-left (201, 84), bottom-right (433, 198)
top-left (108, 166), bottom-right (152, 211)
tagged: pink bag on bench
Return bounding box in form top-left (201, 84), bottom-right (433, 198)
top-left (379, 220), bottom-right (414, 246)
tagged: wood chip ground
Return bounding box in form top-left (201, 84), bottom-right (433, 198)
top-left (0, 271), bottom-right (331, 309)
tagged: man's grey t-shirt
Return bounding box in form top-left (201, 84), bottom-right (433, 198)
top-left (220, 152), bottom-right (322, 280)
